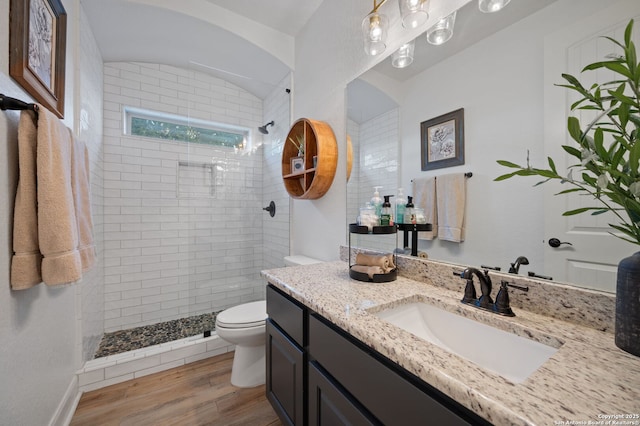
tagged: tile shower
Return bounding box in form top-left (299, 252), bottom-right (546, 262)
top-left (97, 62), bottom-right (289, 356)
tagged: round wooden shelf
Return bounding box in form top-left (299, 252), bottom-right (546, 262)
top-left (282, 118), bottom-right (338, 199)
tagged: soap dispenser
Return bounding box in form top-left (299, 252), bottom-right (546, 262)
top-left (404, 196), bottom-right (416, 224)
top-left (395, 188), bottom-right (406, 224)
top-left (371, 186), bottom-right (383, 217)
top-left (380, 195), bottom-right (394, 226)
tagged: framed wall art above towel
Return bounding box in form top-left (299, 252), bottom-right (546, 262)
top-left (420, 108), bottom-right (464, 171)
top-left (9, 0), bottom-right (67, 118)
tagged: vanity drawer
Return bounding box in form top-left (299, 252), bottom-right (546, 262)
top-left (267, 285), bottom-right (305, 347)
top-left (309, 314), bottom-right (485, 426)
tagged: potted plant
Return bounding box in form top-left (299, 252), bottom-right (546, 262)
top-left (496, 20), bottom-right (640, 356)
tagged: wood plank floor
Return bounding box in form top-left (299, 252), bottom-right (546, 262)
top-left (71, 351), bottom-right (283, 426)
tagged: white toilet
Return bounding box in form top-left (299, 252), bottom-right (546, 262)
top-left (216, 300), bottom-right (267, 388)
top-left (216, 255), bottom-right (321, 388)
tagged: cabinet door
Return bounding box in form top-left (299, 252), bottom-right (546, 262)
top-left (309, 361), bottom-right (379, 426)
top-left (266, 319), bottom-right (305, 426)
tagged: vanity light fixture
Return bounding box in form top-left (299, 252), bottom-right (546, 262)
top-left (478, 0), bottom-right (511, 13)
top-left (391, 40), bottom-right (415, 68)
top-left (426, 10), bottom-right (456, 45)
top-left (362, 0), bottom-right (389, 56)
top-left (399, 0), bottom-right (429, 29)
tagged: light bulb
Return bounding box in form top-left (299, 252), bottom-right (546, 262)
top-left (391, 40), bottom-right (415, 68)
top-left (426, 11), bottom-right (456, 46)
top-left (399, 0), bottom-right (429, 29)
top-left (362, 11), bottom-right (388, 56)
top-left (478, 0), bottom-right (511, 13)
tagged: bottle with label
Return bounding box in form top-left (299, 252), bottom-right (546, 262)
top-left (380, 195), bottom-right (394, 226)
top-left (404, 196), bottom-right (416, 224)
top-left (371, 186), bottom-right (383, 217)
top-left (395, 188), bottom-right (406, 224)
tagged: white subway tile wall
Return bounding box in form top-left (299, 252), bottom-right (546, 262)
top-left (262, 75), bottom-right (292, 270)
top-left (102, 62), bottom-right (267, 332)
top-left (77, 8), bottom-right (105, 362)
top-left (349, 109), bottom-right (400, 252)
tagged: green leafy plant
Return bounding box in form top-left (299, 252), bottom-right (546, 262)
top-left (288, 134), bottom-right (305, 155)
top-left (496, 20), bottom-right (640, 245)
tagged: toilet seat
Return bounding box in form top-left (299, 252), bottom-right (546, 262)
top-left (216, 300), bottom-right (266, 329)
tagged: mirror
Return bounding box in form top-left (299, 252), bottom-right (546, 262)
top-left (347, 0), bottom-right (635, 294)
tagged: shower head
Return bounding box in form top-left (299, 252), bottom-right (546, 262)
top-left (258, 121), bottom-right (274, 134)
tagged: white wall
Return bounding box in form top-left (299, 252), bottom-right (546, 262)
top-left (396, 0), bottom-right (635, 271)
top-left (102, 62), bottom-right (265, 332)
top-left (0, 0), bottom-right (105, 424)
top-left (262, 74), bottom-right (292, 270)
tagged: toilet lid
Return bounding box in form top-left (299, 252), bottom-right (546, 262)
top-left (216, 300), bottom-right (267, 329)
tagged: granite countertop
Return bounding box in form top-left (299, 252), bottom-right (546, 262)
top-left (261, 261), bottom-right (640, 426)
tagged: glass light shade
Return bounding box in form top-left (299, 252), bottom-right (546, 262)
top-left (478, 0), bottom-right (511, 13)
top-left (392, 40), bottom-right (415, 68)
top-left (426, 11), bottom-right (456, 46)
top-left (399, 0), bottom-right (429, 29)
top-left (362, 11), bottom-right (389, 56)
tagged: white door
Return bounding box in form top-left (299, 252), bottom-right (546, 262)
top-left (543, 2), bottom-right (640, 292)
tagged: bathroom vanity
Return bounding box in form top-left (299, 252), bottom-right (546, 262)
top-left (262, 261), bottom-right (640, 426)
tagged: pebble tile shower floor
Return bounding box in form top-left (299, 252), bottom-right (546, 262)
top-left (94, 312), bottom-right (220, 358)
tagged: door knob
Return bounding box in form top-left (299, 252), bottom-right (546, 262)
top-left (548, 238), bottom-right (572, 248)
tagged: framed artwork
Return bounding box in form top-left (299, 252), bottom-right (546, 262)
top-left (420, 108), bottom-right (465, 171)
top-left (9, 0), bottom-right (67, 118)
top-left (291, 157), bottom-right (305, 174)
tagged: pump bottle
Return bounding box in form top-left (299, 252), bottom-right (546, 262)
top-left (404, 196), bottom-right (416, 224)
top-left (380, 195), bottom-right (394, 226)
top-left (371, 186), bottom-right (383, 217)
top-left (396, 188), bottom-right (406, 224)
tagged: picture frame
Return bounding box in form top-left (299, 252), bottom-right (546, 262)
top-left (9, 0), bottom-right (67, 118)
top-left (420, 108), bottom-right (464, 171)
top-left (291, 156), bottom-right (305, 174)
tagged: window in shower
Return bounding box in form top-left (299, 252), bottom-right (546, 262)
top-left (124, 106), bottom-right (249, 149)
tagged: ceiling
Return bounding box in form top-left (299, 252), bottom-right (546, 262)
top-left (82, 0), bottom-right (556, 103)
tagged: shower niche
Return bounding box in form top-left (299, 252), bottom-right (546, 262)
top-left (281, 118), bottom-right (338, 199)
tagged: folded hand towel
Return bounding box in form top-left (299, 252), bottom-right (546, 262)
top-left (413, 177), bottom-right (437, 240)
top-left (351, 265), bottom-right (385, 279)
top-left (436, 173), bottom-right (466, 243)
top-left (355, 253), bottom-right (393, 272)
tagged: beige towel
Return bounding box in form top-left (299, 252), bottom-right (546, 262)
top-left (355, 253), bottom-right (394, 272)
top-left (351, 265), bottom-right (385, 279)
top-left (10, 111), bottom-right (42, 289)
top-left (11, 106), bottom-right (96, 288)
top-left (413, 176), bottom-right (437, 240)
top-left (436, 173), bottom-right (466, 242)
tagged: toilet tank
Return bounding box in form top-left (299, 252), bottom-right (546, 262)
top-left (284, 255), bottom-right (322, 266)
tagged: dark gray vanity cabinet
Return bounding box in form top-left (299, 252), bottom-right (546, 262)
top-left (266, 286), bottom-right (306, 426)
top-left (266, 284), bottom-right (491, 426)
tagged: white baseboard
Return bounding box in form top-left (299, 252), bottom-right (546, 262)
top-left (49, 375), bottom-right (80, 426)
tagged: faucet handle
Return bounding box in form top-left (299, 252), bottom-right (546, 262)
top-left (495, 281), bottom-right (515, 316)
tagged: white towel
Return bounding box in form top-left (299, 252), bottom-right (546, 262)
top-left (436, 173), bottom-right (466, 242)
top-left (413, 177), bottom-right (437, 240)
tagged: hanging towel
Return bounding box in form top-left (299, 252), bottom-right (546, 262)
top-left (436, 173), bottom-right (466, 243)
top-left (413, 176), bottom-right (437, 240)
top-left (10, 111), bottom-right (42, 289)
top-left (11, 106), bottom-right (96, 289)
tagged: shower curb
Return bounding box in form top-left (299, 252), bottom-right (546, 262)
top-left (76, 334), bottom-right (234, 393)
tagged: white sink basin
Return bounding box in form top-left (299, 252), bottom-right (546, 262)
top-left (374, 302), bottom-right (560, 383)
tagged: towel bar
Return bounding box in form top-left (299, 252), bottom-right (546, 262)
top-left (411, 172), bottom-right (472, 182)
top-left (0, 94), bottom-right (39, 114)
